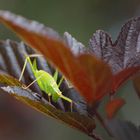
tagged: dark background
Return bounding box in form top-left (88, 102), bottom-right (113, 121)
top-left (0, 0), bottom-right (140, 140)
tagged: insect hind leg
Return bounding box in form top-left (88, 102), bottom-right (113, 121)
top-left (19, 57), bottom-right (28, 81)
top-left (22, 73), bottom-right (44, 90)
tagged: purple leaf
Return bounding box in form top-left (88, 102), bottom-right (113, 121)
top-left (88, 17), bottom-right (140, 93)
top-left (63, 32), bottom-right (85, 55)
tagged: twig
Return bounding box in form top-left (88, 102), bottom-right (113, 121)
top-left (94, 109), bottom-right (113, 137)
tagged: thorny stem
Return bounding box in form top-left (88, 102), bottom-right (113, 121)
top-left (94, 109), bottom-right (113, 137)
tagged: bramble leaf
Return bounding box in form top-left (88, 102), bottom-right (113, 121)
top-left (0, 10), bottom-right (113, 105)
top-left (63, 32), bottom-right (85, 55)
top-left (105, 98), bottom-right (125, 119)
top-left (0, 40), bottom-right (100, 139)
top-left (1, 11), bottom-right (140, 138)
top-left (0, 39), bottom-right (87, 113)
top-left (0, 72), bottom-right (96, 137)
top-left (88, 17), bottom-right (140, 93)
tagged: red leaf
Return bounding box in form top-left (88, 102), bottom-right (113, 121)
top-left (0, 11), bottom-right (113, 104)
top-left (105, 98), bottom-right (125, 119)
top-left (112, 67), bottom-right (140, 93)
top-left (78, 54), bottom-right (112, 102)
top-left (133, 74), bottom-right (140, 98)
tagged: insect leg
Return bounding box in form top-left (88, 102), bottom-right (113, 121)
top-left (58, 76), bottom-right (64, 88)
top-left (48, 93), bottom-right (51, 103)
top-left (59, 94), bottom-right (73, 112)
top-left (53, 69), bottom-right (58, 82)
top-left (22, 73), bottom-right (44, 89)
top-left (19, 57), bottom-right (28, 81)
top-left (53, 69), bottom-right (64, 88)
top-left (25, 54), bottom-right (43, 58)
top-left (19, 54), bottom-right (43, 81)
top-left (52, 67), bottom-right (72, 88)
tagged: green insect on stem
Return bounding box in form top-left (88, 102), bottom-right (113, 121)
top-left (19, 54), bottom-right (73, 111)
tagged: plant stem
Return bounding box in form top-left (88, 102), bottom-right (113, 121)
top-left (94, 109), bottom-right (113, 137)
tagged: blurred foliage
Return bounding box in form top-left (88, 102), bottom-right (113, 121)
top-left (0, 0), bottom-right (140, 44)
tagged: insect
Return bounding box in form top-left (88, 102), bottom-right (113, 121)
top-left (19, 54), bottom-right (73, 111)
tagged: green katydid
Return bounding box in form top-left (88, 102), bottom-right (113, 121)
top-left (19, 54), bottom-right (73, 111)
